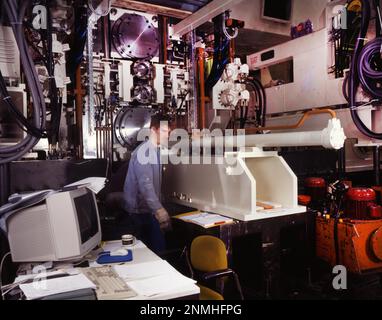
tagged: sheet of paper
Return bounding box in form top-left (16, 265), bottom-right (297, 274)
top-left (65, 177), bottom-right (106, 194)
top-left (113, 260), bottom-right (178, 280)
top-left (127, 273), bottom-right (196, 297)
top-left (19, 273), bottom-right (96, 300)
top-left (179, 212), bottom-right (233, 227)
top-left (113, 259), bottom-right (196, 297)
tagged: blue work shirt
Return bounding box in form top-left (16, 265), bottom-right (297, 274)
top-left (123, 140), bottom-right (163, 215)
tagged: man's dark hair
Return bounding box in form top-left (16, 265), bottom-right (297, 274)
top-left (150, 113), bottom-right (171, 130)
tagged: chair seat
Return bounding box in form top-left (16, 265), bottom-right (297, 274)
top-left (198, 285), bottom-right (224, 300)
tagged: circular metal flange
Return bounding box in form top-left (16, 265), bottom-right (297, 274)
top-left (133, 60), bottom-right (153, 79)
top-left (114, 107), bottom-right (154, 148)
top-left (112, 13), bottom-right (159, 60)
top-left (371, 227), bottom-right (382, 261)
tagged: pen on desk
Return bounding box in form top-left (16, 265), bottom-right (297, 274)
top-left (213, 221), bottom-right (226, 226)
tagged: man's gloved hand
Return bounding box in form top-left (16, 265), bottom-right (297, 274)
top-left (155, 208), bottom-right (172, 231)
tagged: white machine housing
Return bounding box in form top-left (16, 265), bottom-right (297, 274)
top-left (247, 29), bottom-right (347, 114)
top-left (164, 148), bottom-right (306, 221)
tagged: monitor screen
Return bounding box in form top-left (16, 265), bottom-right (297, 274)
top-left (74, 191), bottom-right (99, 244)
top-left (262, 0), bottom-right (293, 23)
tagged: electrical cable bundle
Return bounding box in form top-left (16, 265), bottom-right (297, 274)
top-left (46, 2), bottom-right (61, 146)
top-left (331, 1), bottom-right (362, 78)
top-left (348, 0), bottom-right (382, 139)
top-left (205, 13), bottom-right (231, 92)
top-left (239, 78), bottom-right (267, 129)
top-left (0, 0), bottom-right (46, 164)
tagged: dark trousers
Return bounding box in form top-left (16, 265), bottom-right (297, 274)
top-left (130, 213), bottom-right (165, 254)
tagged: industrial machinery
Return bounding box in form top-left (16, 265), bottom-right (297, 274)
top-left (1, 0), bottom-right (382, 300)
top-left (163, 116), bottom-right (346, 221)
top-left (0, 0), bottom-right (350, 209)
top-left (246, 0), bottom-right (382, 174)
top-left (316, 216), bottom-right (382, 274)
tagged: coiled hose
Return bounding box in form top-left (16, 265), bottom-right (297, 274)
top-left (348, 0), bottom-right (382, 139)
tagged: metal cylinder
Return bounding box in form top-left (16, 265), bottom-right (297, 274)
top-left (193, 119), bottom-right (346, 150)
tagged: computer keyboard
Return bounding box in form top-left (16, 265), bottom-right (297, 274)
top-left (82, 266), bottom-right (137, 300)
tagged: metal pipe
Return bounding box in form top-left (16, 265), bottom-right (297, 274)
top-left (197, 47), bottom-right (206, 129)
top-left (373, 146), bottom-right (381, 186)
top-left (193, 119), bottom-right (346, 150)
top-left (189, 30), bottom-right (199, 131)
top-left (243, 109), bottom-right (337, 134)
top-left (75, 66), bottom-right (84, 159)
top-left (102, 15), bottom-right (110, 60)
top-left (0, 164), bottom-right (10, 206)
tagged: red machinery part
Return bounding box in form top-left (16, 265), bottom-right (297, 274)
top-left (368, 204), bottom-right (382, 219)
top-left (304, 177), bottom-right (326, 203)
top-left (346, 188), bottom-right (376, 220)
top-left (316, 217), bottom-right (382, 273)
top-left (298, 195), bottom-right (311, 206)
top-left (347, 188), bottom-right (376, 201)
top-left (371, 227), bottom-right (382, 261)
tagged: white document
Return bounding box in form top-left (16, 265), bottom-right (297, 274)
top-left (113, 260), bottom-right (177, 280)
top-left (65, 177), bottom-right (106, 194)
top-left (19, 273), bottom-right (96, 300)
top-left (179, 212), bottom-right (233, 228)
top-left (114, 260), bottom-right (196, 297)
top-left (127, 273), bottom-right (196, 297)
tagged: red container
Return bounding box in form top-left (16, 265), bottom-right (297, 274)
top-left (346, 188), bottom-right (376, 220)
top-left (305, 178), bottom-right (326, 202)
top-left (369, 204), bottom-right (382, 219)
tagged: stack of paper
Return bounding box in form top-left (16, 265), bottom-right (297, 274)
top-left (126, 274), bottom-right (196, 297)
top-left (113, 260), bottom-right (196, 297)
top-left (19, 273), bottom-right (96, 300)
top-left (114, 260), bottom-right (173, 280)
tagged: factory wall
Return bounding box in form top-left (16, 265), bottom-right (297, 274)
top-left (230, 0), bottom-right (329, 36)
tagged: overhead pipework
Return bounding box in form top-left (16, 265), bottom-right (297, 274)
top-left (191, 109), bottom-right (346, 151)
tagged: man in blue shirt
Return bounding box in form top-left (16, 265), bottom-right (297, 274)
top-left (123, 114), bottom-right (171, 253)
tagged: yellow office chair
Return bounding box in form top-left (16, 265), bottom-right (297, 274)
top-left (189, 236), bottom-right (244, 300)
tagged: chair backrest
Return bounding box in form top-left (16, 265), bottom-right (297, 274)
top-left (190, 236), bottom-right (228, 273)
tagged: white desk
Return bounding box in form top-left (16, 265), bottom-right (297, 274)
top-left (10, 240), bottom-right (200, 300)
top-left (89, 240), bottom-right (200, 300)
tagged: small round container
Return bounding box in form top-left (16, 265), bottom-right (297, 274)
top-left (122, 234), bottom-right (136, 247)
top-left (346, 188), bottom-right (376, 220)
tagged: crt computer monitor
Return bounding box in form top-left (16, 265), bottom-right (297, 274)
top-left (262, 0), bottom-right (293, 24)
top-left (7, 187), bottom-right (102, 262)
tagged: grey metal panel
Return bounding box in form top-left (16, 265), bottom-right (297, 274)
top-left (141, 0), bottom-right (211, 13)
top-left (9, 160), bottom-right (108, 194)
